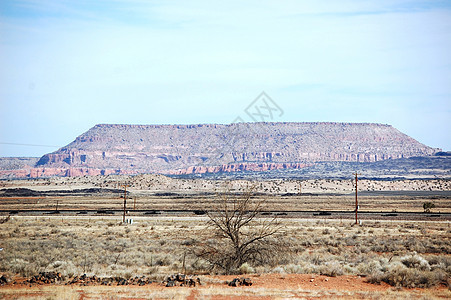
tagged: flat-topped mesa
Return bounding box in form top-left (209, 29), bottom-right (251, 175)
top-left (28, 122), bottom-right (438, 177)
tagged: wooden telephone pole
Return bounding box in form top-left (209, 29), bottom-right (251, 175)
top-left (353, 172), bottom-right (360, 225)
top-left (122, 184), bottom-right (129, 223)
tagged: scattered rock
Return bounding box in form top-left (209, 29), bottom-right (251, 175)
top-left (164, 273), bottom-right (200, 287)
top-left (26, 272), bottom-right (64, 284)
top-left (24, 273), bottom-right (153, 287)
top-left (166, 280), bottom-right (176, 287)
top-left (227, 277), bottom-right (253, 287)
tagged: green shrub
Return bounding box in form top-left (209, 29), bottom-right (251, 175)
top-left (357, 260), bottom-right (382, 275)
top-left (319, 261), bottom-right (344, 277)
top-left (7, 259), bottom-right (38, 277)
top-left (239, 263), bottom-right (255, 274)
top-left (283, 264), bottom-right (303, 274)
top-left (368, 266), bottom-right (446, 288)
top-left (400, 254), bottom-right (430, 271)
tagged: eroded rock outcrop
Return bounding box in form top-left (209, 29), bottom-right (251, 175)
top-left (1, 122), bottom-right (440, 178)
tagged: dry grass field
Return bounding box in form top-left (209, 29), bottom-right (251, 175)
top-left (2, 194), bottom-right (451, 213)
top-left (0, 215), bottom-right (450, 299)
top-left (0, 176), bottom-right (450, 298)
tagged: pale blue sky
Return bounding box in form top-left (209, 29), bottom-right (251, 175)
top-left (1, 0), bottom-right (450, 157)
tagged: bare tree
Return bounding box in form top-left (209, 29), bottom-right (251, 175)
top-left (423, 202), bottom-right (435, 213)
top-left (195, 184), bottom-right (284, 274)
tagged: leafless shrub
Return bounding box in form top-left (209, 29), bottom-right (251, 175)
top-left (195, 185), bottom-right (285, 274)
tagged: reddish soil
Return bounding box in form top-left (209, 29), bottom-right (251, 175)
top-left (1, 273), bottom-right (448, 300)
top-left (1, 274), bottom-right (389, 291)
top-left (210, 274), bottom-right (391, 291)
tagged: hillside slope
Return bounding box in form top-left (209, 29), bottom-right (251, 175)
top-left (6, 122), bottom-right (433, 177)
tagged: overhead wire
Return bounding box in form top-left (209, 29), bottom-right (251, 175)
top-left (0, 142), bottom-right (60, 148)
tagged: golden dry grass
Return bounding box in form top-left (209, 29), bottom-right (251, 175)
top-left (0, 216), bottom-right (449, 277)
top-left (0, 215), bottom-right (450, 299)
top-left (1, 193), bottom-right (450, 214)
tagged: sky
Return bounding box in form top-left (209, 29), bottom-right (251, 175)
top-left (0, 0), bottom-right (450, 157)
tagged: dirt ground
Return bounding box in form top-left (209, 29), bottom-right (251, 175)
top-left (1, 274), bottom-right (450, 299)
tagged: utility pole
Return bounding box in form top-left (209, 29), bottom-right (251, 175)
top-left (353, 172), bottom-right (360, 225)
top-left (122, 184), bottom-right (129, 223)
top-left (299, 181), bottom-right (302, 195)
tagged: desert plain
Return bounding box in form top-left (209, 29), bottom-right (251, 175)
top-left (0, 175), bottom-right (450, 299)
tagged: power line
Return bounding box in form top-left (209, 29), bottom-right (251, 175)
top-left (0, 142), bottom-right (60, 148)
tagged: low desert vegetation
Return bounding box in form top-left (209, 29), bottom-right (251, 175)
top-left (0, 213), bottom-right (449, 290)
top-left (423, 201), bottom-right (436, 213)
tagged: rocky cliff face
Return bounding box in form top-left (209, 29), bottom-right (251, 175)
top-left (1, 122), bottom-right (439, 178)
